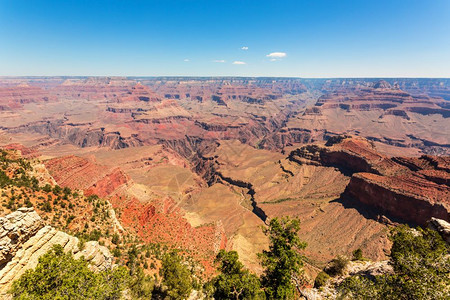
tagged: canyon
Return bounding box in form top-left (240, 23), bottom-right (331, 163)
top-left (0, 76), bottom-right (449, 279)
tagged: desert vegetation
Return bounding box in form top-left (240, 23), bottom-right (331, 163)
top-left (8, 216), bottom-right (306, 299)
top-left (9, 213), bottom-right (449, 299)
top-left (1, 149), bottom-right (449, 299)
top-left (338, 225), bottom-right (450, 299)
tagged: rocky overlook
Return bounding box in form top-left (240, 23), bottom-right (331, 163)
top-left (0, 208), bottom-right (114, 296)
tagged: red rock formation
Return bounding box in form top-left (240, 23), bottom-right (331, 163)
top-left (44, 155), bottom-right (111, 190)
top-left (290, 137), bottom-right (450, 226)
top-left (315, 82), bottom-right (449, 118)
top-left (118, 83), bottom-right (161, 102)
top-left (1, 144), bottom-right (39, 158)
top-left (346, 172), bottom-right (449, 225)
top-left (85, 168), bottom-right (129, 197)
top-left (44, 154), bottom-right (226, 275)
top-left (51, 77), bottom-right (133, 100)
top-left (290, 137), bottom-right (405, 175)
top-left (109, 195), bottom-right (226, 276)
top-left (0, 84), bottom-right (56, 110)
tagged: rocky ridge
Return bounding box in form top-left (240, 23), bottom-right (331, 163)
top-left (301, 260), bottom-right (393, 299)
top-left (289, 137), bottom-right (450, 226)
top-left (0, 208), bottom-right (114, 295)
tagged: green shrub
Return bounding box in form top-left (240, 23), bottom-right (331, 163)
top-left (42, 184), bottom-right (52, 193)
top-left (42, 201), bottom-right (52, 212)
top-left (314, 271), bottom-right (330, 288)
top-left (63, 186), bottom-right (71, 195)
top-left (259, 216), bottom-right (307, 299)
top-left (9, 244), bottom-right (130, 299)
top-left (112, 233), bottom-right (120, 245)
top-left (52, 185), bottom-right (62, 195)
top-left (129, 267), bottom-right (154, 299)
top-left (352, 248), bottom-right (364, 261)
top-left (112, 248), bottom-right (121, 258)
top-left (210, 250), bottom-right (264, 299)
top-left (158, 251), bottom-right (194, 299)
top-left (339, 225), bottom-right (450, 299)
top-left (325, 255), bottom-right (349, 276)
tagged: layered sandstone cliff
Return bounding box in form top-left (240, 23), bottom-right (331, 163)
top-left (0, 208), bottom-right (114, 295)
top-left (289, 137), bottom-right (450, 226)
top-left (345, 173), bottom-right (449, 225)
top-left (0, 84), bottom-right (56, 110)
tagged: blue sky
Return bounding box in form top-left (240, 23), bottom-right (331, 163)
top-left (0, 0), bottom-right (449, 77)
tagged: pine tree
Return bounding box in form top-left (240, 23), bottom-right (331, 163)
top-left (259, 217), bottom-right (307, 299)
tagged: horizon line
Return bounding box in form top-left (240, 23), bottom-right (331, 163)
top-left (1, 75), bottom-right (450, 80)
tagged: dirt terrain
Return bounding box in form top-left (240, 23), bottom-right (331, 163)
top-left (0, 77), bottom-right (448, 274)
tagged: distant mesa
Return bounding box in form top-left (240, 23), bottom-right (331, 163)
top-left (119, 83), bottom-right (161, 102)
top-left (373, 80), bottom-right (392, 89)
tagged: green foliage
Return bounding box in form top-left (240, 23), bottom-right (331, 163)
top-left (127, 244), bottom-right (139, 271)
top-left (88, 229), bottom-right (101, 241)
top-left (63, 186), bottom-right (71, 195)
top-left (339, 225), bottom-right (450, 299)
top-left (111, 233), bottom-right (120, 245)
top-left (128, 267), bottom-right (154, 299)
top-left (66, 215), bottom-right (75, 225)
top-left (352, 248), bottom-right (364, 261)
top-left (24, 199), bottom-right (33, 208)
top-left (42, 184), bottom-right (52, 193)
top-left (112, 248), bottom-right (121, 258)
top-left (159, 251), bottom-right (194, 299)
top-left (258, 217), bottom-right (307, 300)
top-left (325, 255), bottom-right (349, 277)
top-left (10, 244), bottom-right (130, 300)
top-left (0, 153), bottom-right (36, 190)
top-left (87, 194), bottom-right (99, 202)
top-left (52, 185), bottom-right (62, 195)
top-left (210, 250), bottom-right (265, 299)
top-left (314, 271), bottom-right (330, 288)
top-left (41, 201), bottom-right (52, 213)
top-left (0, 169), bottom-right (39, 191)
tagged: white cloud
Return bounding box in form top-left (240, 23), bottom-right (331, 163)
top-left (241, 46), bottom-right (249, 50)
top-left (213, 60), bottom-right (226, 63)
top-left (232, 61), bottom-right (246, 65)
top-left (266, 52), bottom-right (287, 60)
top-left (184, 59), bottom-right (190, 62)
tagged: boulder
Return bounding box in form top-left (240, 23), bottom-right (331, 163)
top-left (0, 208), bottom-right (114, 295)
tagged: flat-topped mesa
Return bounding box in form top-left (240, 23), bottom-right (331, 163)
top-left (288, 136), bottom-right (450, 226)
top-left (53, 77), bottom-right (134, 100)
top-left (118, 83), bottom-right (161, 102)
top-left (315, 88), bottom-right (410, 110)
top-left (373, 80), bottom-right (392, 89)
top-left (392, 155), bottom-right (450, 186)
top-left (345, 172), bottom-right (449, 226)
top-left (0, 84), bottom-right (56, 110)
top-left (15, 120), bottom-right (142, 149)
top-left (314, 83), bottom-right (449, 118)
top-left (289, 136), bottom-right (405, 175)
top-left (0, 208), bottom-right (114, 295)
top-left (151, 78), bottom-right (306, 102)
top-left (214, 84), bottom-right (281, 104)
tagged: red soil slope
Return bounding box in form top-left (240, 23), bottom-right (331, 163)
top-left (44, 155), bottom-right (226, 275)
